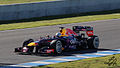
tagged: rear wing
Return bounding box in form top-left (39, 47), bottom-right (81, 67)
top-left (73, 26), bottom-right (94, 36)
top-left (73, 26), bottom-right (93, 31)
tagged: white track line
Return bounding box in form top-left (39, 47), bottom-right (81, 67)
top-left (75, 55), bottom-right (93, 58)
top-left (90, 53), bottom-right (112, 56)
top-left (50, 58), bottom-right (75, 61)
top-left (10, 65), bottom-right (32, 67)
top-left (30, 61), bottom-right (56, 64)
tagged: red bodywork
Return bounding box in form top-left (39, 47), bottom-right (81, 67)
top-left (66, 28), bottom-right (78, 36)
top-left (86, 31), bottom-right (94, 36)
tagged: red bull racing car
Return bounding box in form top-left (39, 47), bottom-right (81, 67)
top-left (14, 26), bottom-right (99, 55)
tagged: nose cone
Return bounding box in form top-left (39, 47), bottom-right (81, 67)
top-left (27, 42), bottom-right (36, 46)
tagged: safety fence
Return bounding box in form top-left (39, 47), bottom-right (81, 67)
top-left (0, 0), bottom-right (120, 20)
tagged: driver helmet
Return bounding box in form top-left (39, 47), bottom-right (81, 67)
top-left (56, 32), bottom-right (61, 37)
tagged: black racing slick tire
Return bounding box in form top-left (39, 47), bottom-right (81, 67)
top-left (23, 39), bottom-right (34, 47)
top-left (87, 35), bottom-right (99, 49)
top-left (50, 40), bottom-right (63, 54)
top-left (22, 39), bottom-right (34, 53)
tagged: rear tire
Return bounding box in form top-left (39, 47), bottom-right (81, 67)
top-left (87, 35), bottom-right (99, 49)
top-left (77, 39), bottom-right (88, 50)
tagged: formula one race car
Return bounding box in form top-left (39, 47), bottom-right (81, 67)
top-left (14, 26), bottom-right (99, 55)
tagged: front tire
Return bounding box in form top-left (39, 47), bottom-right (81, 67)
top-left (51, 40), bottom-right (62, 54)
top-left (22, 39), bottom-right (34, 53)
top-left (23, 39), bottom-right (34, 47)
top-left (88, 35), bottom-right (99, 49)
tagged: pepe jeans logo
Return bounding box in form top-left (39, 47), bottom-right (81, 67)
top-left (104, 56), bottom-right (117, 66)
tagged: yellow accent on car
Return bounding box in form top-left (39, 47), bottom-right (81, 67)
top-left (60, 29), bottom-right (68, 37)
top-left (27, 42), bottom-right (36, 46)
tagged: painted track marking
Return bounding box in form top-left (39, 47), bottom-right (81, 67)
top-left (1, 48), bottom-right (120, 68)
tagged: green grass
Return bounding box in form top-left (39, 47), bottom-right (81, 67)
top-left (0, 0), bottom-right (54, 5)
top-left (35, 54), bottom-right (120, 68)
top-left (0, 9), bottom-right (120, 31)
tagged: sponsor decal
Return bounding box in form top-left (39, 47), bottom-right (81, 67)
top-left (46, 49), bottom-right (54, 53)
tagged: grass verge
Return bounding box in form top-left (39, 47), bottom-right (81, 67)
top-left (35, 54), bottom-right (120, 68)
top-left (0, 0), bottom-right (54, 5)
top-left (0, 9), bottom-right (120, 31)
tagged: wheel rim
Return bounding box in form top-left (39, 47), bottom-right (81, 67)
top-left (56, 41), bottom-right (62, 53)
top-left (93, 37), bottom-right (99, 48)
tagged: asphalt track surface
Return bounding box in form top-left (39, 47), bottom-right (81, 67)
top-left (0, 19), bottom-right (120, 66)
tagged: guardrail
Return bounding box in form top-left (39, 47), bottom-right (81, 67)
top-left (0, 0), bottom-right (120, 21)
